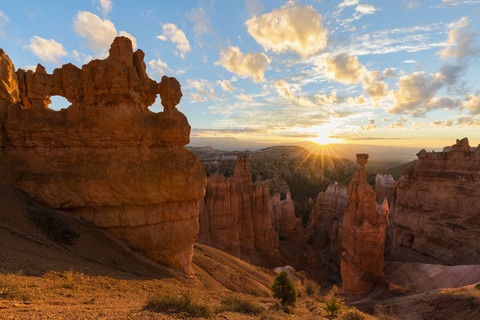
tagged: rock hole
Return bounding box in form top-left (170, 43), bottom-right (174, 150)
top-left (148, 98), bottom-right (163, 113)
top-left (48, 95), bottom-right (71, 111)
top-left (408, 235), bottom-right (414, 246)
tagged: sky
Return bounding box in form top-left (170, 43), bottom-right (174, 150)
top-left (1, 0), bottom-right (479, 148)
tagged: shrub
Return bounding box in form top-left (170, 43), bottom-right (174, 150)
top-left (220, 295), bottom-right (263, 315)
top-left (26, 207), bottom-right (78, 245)
top-left (0, 273), bottom-right (30, 301)
top-left (475, 283), bottom-right (480, 291)
top-left (63, 269), bottom-right (77, 289)
top-left (271, 271), bottom-right (296, 308)
top-left (324, 297), bottom-right (341, 316)
top-left (145, 291), bottom-right (213, 318)
top-left (340, 308), bottom-right (367, 320)
top-left (305, 279), bottom-right (317, 296)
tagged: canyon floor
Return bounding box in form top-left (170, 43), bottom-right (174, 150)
top-left (1, 181), bottom-right (479, 319)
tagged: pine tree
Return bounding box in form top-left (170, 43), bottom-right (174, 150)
top-left (271, 271), bottom-right (296, 308)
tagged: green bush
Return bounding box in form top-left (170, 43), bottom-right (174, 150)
top-left (26, 208), bottom-right (78, 245)
top-left (340, 308), bottom-right (366, 320)
top-left (324, 297), bottom-right (341, 316)
top-left (145, 291), bottom-right (213, 318)
top-left (0, 273), bottom-right (30, 301)
top-left (63, 269), bottom-right (77, 289)
top-left (271, 271), bottom-right (296, 308)
top-left (220, 295), bottom-right (263, 315)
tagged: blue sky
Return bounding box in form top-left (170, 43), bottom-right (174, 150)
top-left (1, 0), bottom-right (479, 147)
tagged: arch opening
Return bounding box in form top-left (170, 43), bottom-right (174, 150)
top-left (48, 95), bottom-right (71, 111)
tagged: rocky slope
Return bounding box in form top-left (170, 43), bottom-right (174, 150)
top-left (0, 37), bottom-right (206, 273)
top-left (391, 138), bottom-right (480, 265)
top-left (341, 154), bottom-right (389, 295)
top-left (198, 153), bottom-right (280, 257)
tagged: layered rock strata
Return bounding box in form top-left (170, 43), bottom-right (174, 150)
top-left (391, 138), bottom-right (480, 265)
top-left (271, 192), bottom-right (303, 241)
top-left (0, 37), bottom-right (206, 273)
top-left (341, 154), bottom-right (388, 295)
top-left (198, 153), bottom-right (279, 257)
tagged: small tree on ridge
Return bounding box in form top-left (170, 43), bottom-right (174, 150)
top-left (271, 271), bottom-right (296, 308)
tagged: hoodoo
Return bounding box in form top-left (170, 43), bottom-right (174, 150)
top-left (341, 154), bottom-right (388, 294)
top-left (0, 37), bottom-right (206, 273)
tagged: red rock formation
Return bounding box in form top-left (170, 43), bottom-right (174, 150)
top-left (375, 174), bottom-right (396, 206)
top-left (341, 154), bottom-right (388, 295)
top-left (0, 37), bottom-right (206, 274)
top-left (271, 192), bottom-right (302, 241)
top-left (391, 138), bottom-right (480, 265)
top-left (198, 153), bottom-right (279, 257)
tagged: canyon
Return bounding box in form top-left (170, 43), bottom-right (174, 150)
top-left (0, 37), bottom-right (206, 273)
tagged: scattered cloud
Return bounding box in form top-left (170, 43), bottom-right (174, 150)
top-left (27, 36), bottom-right (68, 64)
top-left (355, 4), bottom-right (378, 16)
top-left (465, 94), bottom-right (480, 114)
top-left (436, 63), bottom-right (462, 85)
top-left (148, 59), bottom-right (170, 77)
top-left (245, 1), bottom-right (327, 57)
top-left (323, 53), bottom-right (365, 84)
top-left (157, 23), bottom-right (191, 59)
top-left (73, 11), bottom-right (118, 51)
top-left (237, 94), bottom-right (253, 102)
top-left (188, 7), bottom-right (212, 37)
top-left (0, 11), bottom-right (8, 38)
top-left (456, 115), bottom-right (480, 126)
top-left (216, 46), bottom-right (270, 82)
top-left (404, 0), bottom-right (420, 9)
top-left (188, 79), bottom-right (217, 102)
top-left (339, 0), bottom-right (359, 7)
top-left (274, 80), bottom-right (299, 100)
top-left (315, 92), bottom-right (338, 105)
top-left (389, 72), bottom-right (443, 115)
top-left (72, 50), bottom-right (93, 64)
top-left (438, 17), bottom-right (476, 62)
top-left (96, 0), bottom-right (112, 16)
top-left (217, 80), bottom-right (235, 92)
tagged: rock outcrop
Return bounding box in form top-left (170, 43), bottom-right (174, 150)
top-left (198, 153), bottom-right (279, 257)
top-left (375, 174), bottom-right (396, 206)
top-left (0, 37), bottom-right (206, 273)
top-left (271, 192), bottom-right (303, 241)
top-left (341, 154), bottom-right (388, 295)
top-left (391, 138), bottom-right (480, 265)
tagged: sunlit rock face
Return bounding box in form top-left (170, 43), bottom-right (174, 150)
top-left (391, 138), bottom-right (480, 265)
top-left (0, 37), bottom-right (206, 274)
top-left (198, 153), bottom-right (280, 257)
top-left (341, 154), bottom-right (388, 295)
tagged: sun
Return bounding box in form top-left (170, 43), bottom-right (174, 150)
top-left (307, 134), bottom-right (340, 145)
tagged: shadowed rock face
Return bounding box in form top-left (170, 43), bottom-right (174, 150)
top-left (0, 37), bottom-right (206, 274)
top-left (341, 154), bottom-right (388, 295)
top-left (198, 153), bottom-right (279, 257)
top-left (391, 138), bottom-right (480, 265)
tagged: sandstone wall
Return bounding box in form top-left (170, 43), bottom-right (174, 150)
top-left (271, 192), bottom-right (303, 241)
top-left (341, 154), bottom-right (388, 295)
top-left (391, 138), bottom-right (480, 265)
top-left (0, 37), bottom-right (206, 273)
top-left (198, 153), bottom-right (279, 257)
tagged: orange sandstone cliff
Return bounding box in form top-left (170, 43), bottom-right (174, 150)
top-left (198, 153), bottom-right (280, 257)
top-left (0, 37), bottom-right (206, 273)
top-left (341, 154), bottom-right (388, 295)
top-left (391, 138), bottom-right (480, 265)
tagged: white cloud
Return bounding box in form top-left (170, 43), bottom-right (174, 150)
top-left (188, 7), bottom-right (212, 37)
top-left (148, 59), bottom-right (170, 77)
top-left (157, 23), bottom-right (191, 59)
top-left (438, 17), bottom-right (476, 61)
top-left (389, 72), bottom-right (443, 115)
top-left (0, 11), bottom-right (8, 38)
top-left (323, 53), bottom-right (366, 84)
top-left (216, 46), bottom-right (270, 82)
top-left (72, 50), bottom-right (93, 64)
top-left (315, 92), bottom-right (338, 104)
top-left (73, 11), bottom-right (117, 51)
top-left (465, 95), bottom-right (480, 114)
top-left (237, 94), bottom-right (253, 102)
top-left (355, 4), bottom-right (378, 15)
top-left (118, 30), bottom-right (137, 50)
top-left (188, 79), bottom-right (217, 102)
top-left (339, 0), bottom-right (359, 7)
top-left (217, 80), bottom-right (235, 92)
top-left (274, 80), bottom-right (298, 100)
top-left (245, 1), bottom-right (328, 57)
top-left (27, 36), bottom-right (68, 64)
top-left (96, 0), bottom-right (112, 16)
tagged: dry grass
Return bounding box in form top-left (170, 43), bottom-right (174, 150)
top-left (0, 273), bottom-right (31, 301)
top-left (220, 295), bottom-right (264, 315)
top-left (145, 290), bottom-right (214, 318)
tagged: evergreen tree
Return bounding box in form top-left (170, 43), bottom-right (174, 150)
top-left (271, 271), bottom-right (296, 308)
